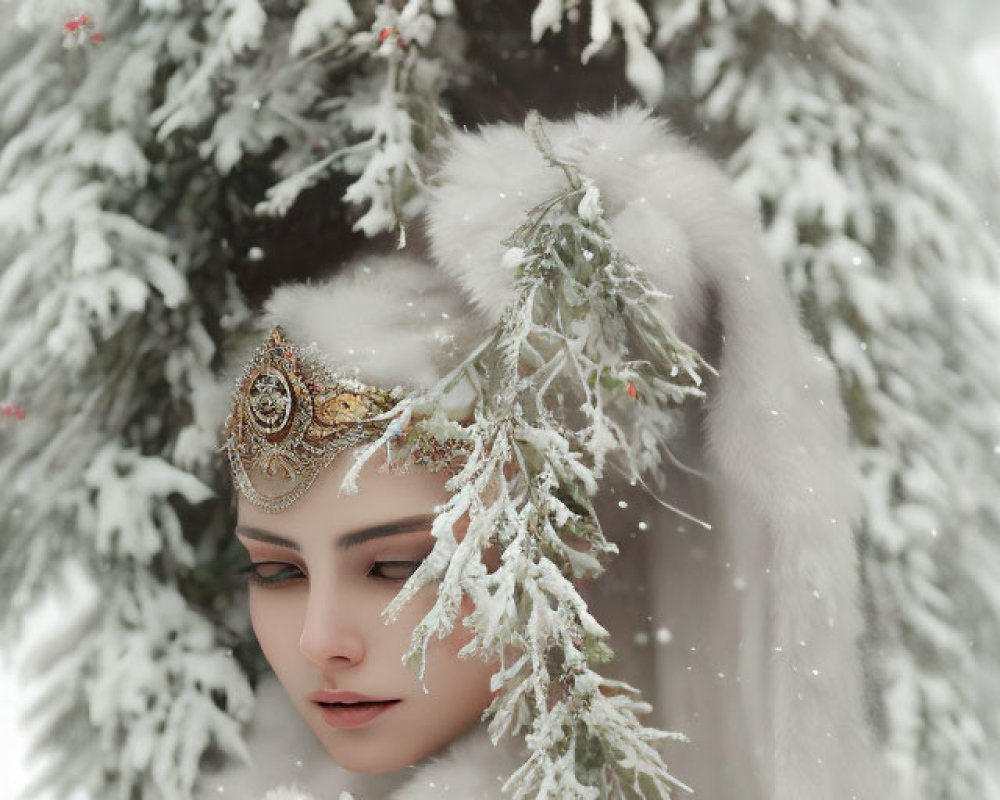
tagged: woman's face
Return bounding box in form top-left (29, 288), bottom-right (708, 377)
top-left (234, 449), bottom-right (500, 773)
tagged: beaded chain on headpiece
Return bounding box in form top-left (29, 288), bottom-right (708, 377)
top-left (223, 326), bottom-right (402, 512)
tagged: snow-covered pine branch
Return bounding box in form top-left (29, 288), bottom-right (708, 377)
top-left (530, 0), bottom-right (664, 105)
top-left (148, 0), bottom-right (456, 237)
top-left (342, 112), bottom-right (709, 798)
top-left (253, 0), bottom-right (455, 236)
top-left (4, 1), bottom-right (998, 797)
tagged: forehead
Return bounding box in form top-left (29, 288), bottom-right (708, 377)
top-left (235, 448), bottom-right (451, 534)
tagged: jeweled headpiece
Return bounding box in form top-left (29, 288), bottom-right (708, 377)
top-left (223, 326), bottom-right (400, 512)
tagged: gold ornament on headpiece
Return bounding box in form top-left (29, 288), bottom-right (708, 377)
top-left (223, 326), bottom-right (400, 512)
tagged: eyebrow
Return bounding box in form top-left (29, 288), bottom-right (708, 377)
top-left (234, 513), bottom-right (437, 552)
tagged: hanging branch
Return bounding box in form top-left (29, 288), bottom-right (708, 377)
top-left (343, 111), bottom-right (711, 798)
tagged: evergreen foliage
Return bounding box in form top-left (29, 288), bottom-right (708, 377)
top-left (0, 1), bottom-right (998, 798)
top-left (342, 111), bottom-right (710, 798)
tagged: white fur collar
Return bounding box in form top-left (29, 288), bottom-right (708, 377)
top-left (198, 677), bottom-right (526, 800)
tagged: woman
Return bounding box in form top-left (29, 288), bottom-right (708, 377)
top-left (208, 252), bottom-right (528, 799)
top-left (226, 446), bottom-right (528, 798)
top-left (202, 108), bottom-right (896, 799)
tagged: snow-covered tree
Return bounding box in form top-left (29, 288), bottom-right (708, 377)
top-left (1, 0), bottom-right (999, 798)
top-left (644, 1), bottom-right (1000, 796)
top-left (891, 0), bottom-right (1000, 220)
top-left (0, 3), bottom-right (268, 797)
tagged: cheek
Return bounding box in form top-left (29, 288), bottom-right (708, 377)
top-left (248, 588), bottom-right (303, 669)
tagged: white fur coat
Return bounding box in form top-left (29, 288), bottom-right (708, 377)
top-left (208, 108), bottom-right (898, 798)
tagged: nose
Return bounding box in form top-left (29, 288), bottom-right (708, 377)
top-left (298, 579), bottom-right (364, 667)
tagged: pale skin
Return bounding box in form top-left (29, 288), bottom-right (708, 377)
top-left (235, 449), bottom-right (503, 774)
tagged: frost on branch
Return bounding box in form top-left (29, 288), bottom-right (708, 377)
top-left (344, 112), bottom-right (709, 798)
top-left (256, 1), bottom-right (453, 237)
top-left (149, 0), bottom-right (454, 236)
top-left (74, 444), bottom-right (213, 566)
top-left (531, 0), bottom-right (664, 105)
top-left (289, 0), bottom-right (357, 57)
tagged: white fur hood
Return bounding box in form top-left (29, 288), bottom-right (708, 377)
top-left (204, 107), bottom-right (899, 799)
top-left (425, 107), bottom-right (897, 799)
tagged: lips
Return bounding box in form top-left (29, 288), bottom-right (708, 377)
top-left (308, 689), bottom-right (399, 705)
top-left (310, 691), bottom-right (401, 729)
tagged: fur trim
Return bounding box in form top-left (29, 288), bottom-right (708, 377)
top-left (261, 786), bottom-right (316, 800)
top-left (197, 677), bottom-right (526, 800)
top-left (263, 253), bottom-right (487, 399)
top-left (385, 716), bottom-right (526, 800)
top-left (427, 107), bottom-right (710, 346)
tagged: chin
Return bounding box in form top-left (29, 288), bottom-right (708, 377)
top-left (321, 739), bottom-right (416, 774)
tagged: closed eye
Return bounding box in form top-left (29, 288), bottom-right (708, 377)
top-left (369, 561), bottom-right (423, 582)
top-left (240, 560), bottom-right (423, 586)
top-left (241, 561), bottom-right (304, 587)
